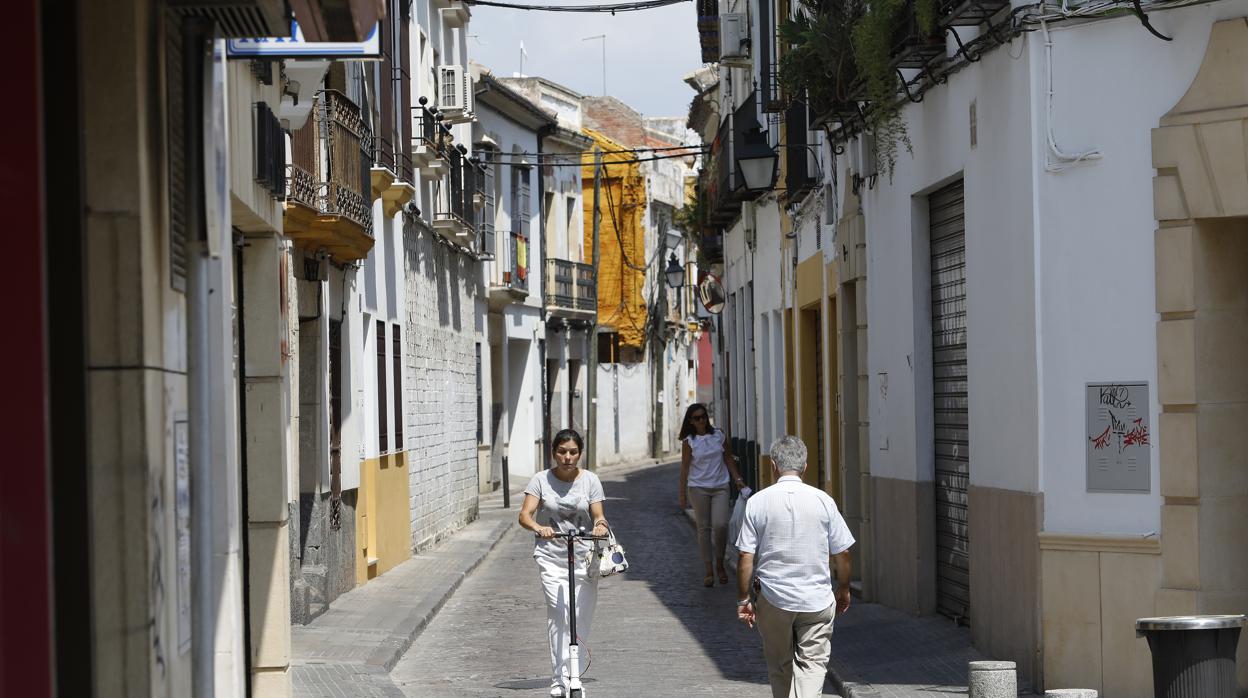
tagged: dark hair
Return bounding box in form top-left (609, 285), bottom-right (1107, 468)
top-left (551, 428), bottom-right (584, 454)
top-left (679, 403), bottom-right (715, 440)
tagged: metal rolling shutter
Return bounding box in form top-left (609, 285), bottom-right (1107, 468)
top-left (930, 180), bottom-right (970, 624)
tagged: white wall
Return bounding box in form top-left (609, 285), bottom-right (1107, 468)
top-left (1032, 3), bottom-right (1248, 533)
top-left (595, 361), bottom-right (652, 465)
top-left (854, 29), bottom-right (1037, 492)
top-left (853, 1), bottom-right (1248, 536)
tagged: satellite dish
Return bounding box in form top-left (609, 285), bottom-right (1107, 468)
top-left (697, 274), bottom-right (726, 315)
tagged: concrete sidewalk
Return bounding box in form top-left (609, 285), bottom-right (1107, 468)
top-left (290, 485), bottom-right (522, 697)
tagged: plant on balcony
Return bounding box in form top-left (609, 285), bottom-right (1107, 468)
top-left (674, 186), bottom-right (703, 237)
top-left (777, 0), bottom-right (864, 119)
top-left (779, 0), bottom-right (940, 179)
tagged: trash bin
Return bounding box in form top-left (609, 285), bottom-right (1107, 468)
top-left (1135, 614), bottom-right (1245, 698)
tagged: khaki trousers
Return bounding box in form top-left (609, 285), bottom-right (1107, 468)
top-left (687, 485), bottom-right (730, 565)
top-left (756, 593), bottom-right (835, 698)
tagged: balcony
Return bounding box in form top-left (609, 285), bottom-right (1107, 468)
top-left (412, 101), bottom-right (447, 176)
top-left (433, 145), bottom-right (480, 241)
top-left (371, 136), bottom-right (416, 217)
top-left (442, 0), bottom-right (470, 28)
top-left (890, 0), bottom-right (947, 70)
top-left (488, 231), bottom-right (529, 308)
top-left (544, 258), bottom-right (596, 320)
top-left (284, 89), bottom-right (374, 264)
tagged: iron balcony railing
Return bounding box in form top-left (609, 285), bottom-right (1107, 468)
top-left (546, 258), bottom-right (575, 308)
top-left (435, 145), bottom-right (471, 229)
top-left (413, 101), bottom-right (440, 154)
top-left (575, 263), bottom-right (596, 311)
top-left (286, 90), bottom-right (373, 235)
top-left (544, 258), bottom-right (596, 314)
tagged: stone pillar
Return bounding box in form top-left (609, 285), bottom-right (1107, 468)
top-left (1151, 18), bottom-right (1248, 693)
top-left (241, 233), bottom-right (293, 696)
top-left (968, 660), bottom-right (1017, 698)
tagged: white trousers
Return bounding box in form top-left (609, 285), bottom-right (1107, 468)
top-left (535, 551), bottom-right (600, 688)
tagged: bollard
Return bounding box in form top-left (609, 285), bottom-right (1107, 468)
top-left (1044, 691), bottom-right (1098, 697)
top-left (968, 660), bottom-right (1017, 698)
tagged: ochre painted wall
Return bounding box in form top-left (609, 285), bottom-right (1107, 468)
top-left (355, 452), bottom-right (412, 585)
top-left (582, 128), bottom-right (647, 349)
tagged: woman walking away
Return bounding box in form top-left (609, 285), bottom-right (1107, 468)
top-left (679, 404), bottom-right (746, 587)
top-left (519, 429), bottom-right (610, 698)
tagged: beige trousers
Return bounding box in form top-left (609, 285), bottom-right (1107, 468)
top-left (687, 485), bottom-right (730, 565)
top-left (756, 593), bottom-right (835, 698)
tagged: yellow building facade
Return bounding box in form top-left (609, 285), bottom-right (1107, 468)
top-left (582, 128), bottom-right (648, 351)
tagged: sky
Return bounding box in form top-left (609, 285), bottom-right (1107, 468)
top-left (466, 0), bottom-right (704, 119)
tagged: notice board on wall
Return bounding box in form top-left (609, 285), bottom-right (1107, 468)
top-left (1085, 382), bottom-right (1151, 493)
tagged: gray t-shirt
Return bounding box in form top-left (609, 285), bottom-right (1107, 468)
top-left (524, 469), bottom-right (606, 558)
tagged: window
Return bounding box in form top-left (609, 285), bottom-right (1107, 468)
top-left (475, 343), bottom-right (484, 444)
top-left (566, 196), bottom-right (577, 257)
top-left (518, 166), bottom-right (531, 238)
top-left (392, 323), bottom-right (403, 450)
top-left (597, 332), bottom-right (620, 364)
top-left (478, 147), bottom-right (497, 255)
top-left (376, 320), bottom-right (388, 452)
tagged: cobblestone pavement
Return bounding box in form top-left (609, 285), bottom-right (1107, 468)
top-left (391, 459), bottom-right (837, 697)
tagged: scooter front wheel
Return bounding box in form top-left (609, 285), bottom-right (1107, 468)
top-left (568, 691), bottom-right (583, 698)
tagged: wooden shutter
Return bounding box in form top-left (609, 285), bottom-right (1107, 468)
top-left (376, 320), bottom-right (388, 453)
top-left (166, 12), bottom-right (188, 292)
top-left (392, 324), bottom-right (403, 450)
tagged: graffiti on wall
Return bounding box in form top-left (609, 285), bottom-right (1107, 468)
top-left (1085, 382), bottom-right (1151, 493)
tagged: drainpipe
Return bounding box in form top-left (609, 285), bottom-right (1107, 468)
top-left (538, 123), bottom-right (554, 461)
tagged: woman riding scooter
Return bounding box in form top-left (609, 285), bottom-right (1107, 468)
top-left (519, 429), bottom-right (611, 698)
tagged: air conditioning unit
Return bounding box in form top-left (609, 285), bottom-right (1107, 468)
top-left (440, 66), bottom-right (475, 124)
top-left (438, 65), bottom-right (466, 115)
top-left (719, 13), bottom-right (750, 67)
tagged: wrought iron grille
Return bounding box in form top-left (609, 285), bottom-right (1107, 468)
top-left (320, 90), bottom-right (373, 232)
top-left (546, 258), bottom-right (575, 308)
top-left (575, 263), bottom-right (596, 311)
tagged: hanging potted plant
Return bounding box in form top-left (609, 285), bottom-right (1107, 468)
top-left (850, 0), bottom-right (942, 178)
top-left (890, 0), bottom-right (946, 69)
top-left (778, 0), bottom-right (866, 128)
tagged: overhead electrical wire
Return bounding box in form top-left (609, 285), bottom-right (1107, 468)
top-left (486, 149), bottom-right (705, 168)
top-left (463, 0), bottom-right (689, 12)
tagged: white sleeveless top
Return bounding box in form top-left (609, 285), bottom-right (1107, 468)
top-left (685, 429), bottom-right (730, 488)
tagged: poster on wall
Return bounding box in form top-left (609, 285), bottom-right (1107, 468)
top-left (1085, 382), bottom-right (1151, 493)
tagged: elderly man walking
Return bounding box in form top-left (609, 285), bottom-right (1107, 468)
top-left (735, 435), bottom-right (855, 698)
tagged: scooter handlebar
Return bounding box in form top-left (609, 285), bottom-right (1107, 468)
top-left (546, 530), bottom-right (610, 541)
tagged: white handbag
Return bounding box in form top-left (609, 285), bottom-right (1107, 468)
top-left (593, 525), bottom-right (629, 578)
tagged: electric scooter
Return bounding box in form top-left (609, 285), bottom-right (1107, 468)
top-left (549, 530), bottom-right (608, 698)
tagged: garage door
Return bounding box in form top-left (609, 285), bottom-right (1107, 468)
top-left (930, 179), bottom-right (970, 624)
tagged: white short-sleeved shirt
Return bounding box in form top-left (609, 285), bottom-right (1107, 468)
top-left (524, 469), bottom-right (606, 558)
top-left (685, 429), bottom-right (730, 489)
top-left (735, 475), bottom-right (856, 613)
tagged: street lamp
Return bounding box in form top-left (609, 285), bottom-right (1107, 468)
top-left (736, 126), bottom-right (778, 194)
top-left (664, 253), bottom-right (684, 290)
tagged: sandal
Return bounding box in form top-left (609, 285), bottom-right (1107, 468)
top-left (718, 570), bottom-right (729, 585)
top-left (703, 574), bottom-right (715, 587)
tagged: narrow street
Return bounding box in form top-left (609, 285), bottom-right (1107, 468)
top-left (391, 459), bottom-right (834, 696)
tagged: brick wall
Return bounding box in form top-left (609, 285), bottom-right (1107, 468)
top-left (403, 218), bottom-right (481, 551)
